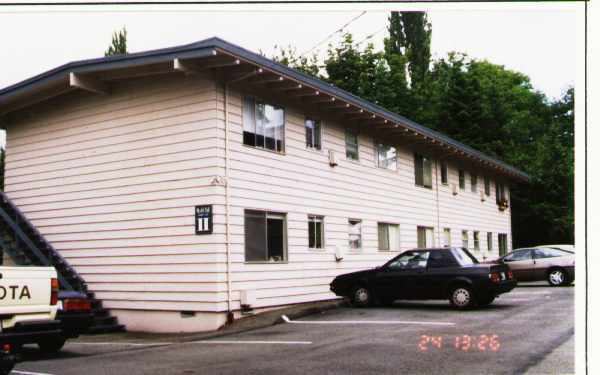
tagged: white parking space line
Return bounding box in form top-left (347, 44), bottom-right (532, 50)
top-left (12, 371), bottom-right (56, 375)
top-left (281, 315), bottom-right (456, 326)
top-left (188, 340), bottom-right (312, 345)
top-left (71, 342), bottom-right (173, 347)
top-left (511, 291), bottom-right (552, 295)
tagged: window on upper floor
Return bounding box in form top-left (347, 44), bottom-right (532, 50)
top-left (244, 210), bottom-right (287, 262)
top-left (459, 169), bottom-right (465, 190)
top-left (441, 162), bottom-right (448, 185)
top-left (496, 181), bottom-right (507, 204)
top-left (305, 118), bottom-right (322, 150)
top-left (345, 129), bottom-right (359, 161)
top-left (471, 173), bottom-right (478, 193)
top-left (308, 215), bottom-right (324, 249)
top-left (484, 176), bottom-right (491, 196)
top-left (243, 96), bottom-right (285, 153)
top-left (376, 143), bottom-right (397, 170)
top-left (414, 154), bottom-right (433, 188)
top-left (378, 223), bottom-right (400, 251)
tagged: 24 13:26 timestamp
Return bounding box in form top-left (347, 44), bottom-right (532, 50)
top-left (418, 335), bottom-right (501, 352)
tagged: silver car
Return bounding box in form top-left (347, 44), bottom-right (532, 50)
top-left (495, 247), bottom-right (575, 286)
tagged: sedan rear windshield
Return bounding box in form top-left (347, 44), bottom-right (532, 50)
top-left (450, 248), bottom-right (479, 265)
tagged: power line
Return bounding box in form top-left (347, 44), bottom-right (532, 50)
top-left (355, 25), bottom-right (387, 46)
top-left (300, 11), bottom-right (367, 57)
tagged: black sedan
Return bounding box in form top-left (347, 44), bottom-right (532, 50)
top-left (330, 247), bottom-right (516, 309)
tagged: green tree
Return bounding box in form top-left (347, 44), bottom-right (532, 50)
top-left (273, 45), bottom-right (322, 78)
top-left (387, 11), bottom-right (432, 89)
top-left (105, 27), bottom-right (128, 57)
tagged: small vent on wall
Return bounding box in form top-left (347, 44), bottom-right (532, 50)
top-left (328, 150), bottom-right (338, 167)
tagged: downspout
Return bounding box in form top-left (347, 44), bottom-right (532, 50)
top-left (434, 160), bottom-right (441, 246)
top-left (223, 69), bottom-right (260, 323)
top-left (224, 82), bottom-right (233, 321)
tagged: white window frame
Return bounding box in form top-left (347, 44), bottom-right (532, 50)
top-left (474, 231), bottom-right (480, 251)
top-left (443, 228), bottom-right (451, 247)
top-left (417, 226), bottom-right (434, 248)
top-left (305, 118), bottom-right (322, 150)
top-left (243, 96), bottom-right (286, 153)
top-left (378, 223), bottom-right (400, 251)
top-left (244, 210), bottom-right (288, 263)
top-left (345, 129), bottom-right (359, 161)
top-left (348, 219), bottom-right (362, 250)
top-left (462, 230), bottom-right (469, 248)
top-left (308, 215), bottom-right (325, 250)
top-left (376, 143), bottom-right (397, 170)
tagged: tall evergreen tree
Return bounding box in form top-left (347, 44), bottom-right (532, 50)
top-left (387, 11), bottom-right (432, 89)
top-left (105, 27), bottom-right (128, 57)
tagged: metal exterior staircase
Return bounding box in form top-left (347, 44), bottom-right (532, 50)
top-left (0, 191), bottom-right (124, 334)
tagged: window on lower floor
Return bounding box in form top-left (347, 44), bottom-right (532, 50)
top-left (378, 223), bottom-right (400, 251)
top-left (243, 96), bottom-right (285, 153)
top-left (244, 210), bottom-right (287, 262)
top-left (417, 226), bottom-right (434, 248)
top-left (345, 129), bottom-right (359, 161)
top-left (498, 233), bottom-right (508, 256)
top-left (414, 154), bottom-right (433, 188)
top-left (443, 228), bottom-right (451, 247)
top-left (376, 143), bottom-right (397, 170)
top-left (348, 219), bottom-right (362, 250)
top-left (487, 232), bottom-right (493, 251)
top-left (308, 215), bottom-right (324, 249)
top-left (305, 118), bottom-right (322, 150)
top-left (473, 231), bottom-right (480, 251)
top-left (462, 230), bottom-right (469, 248)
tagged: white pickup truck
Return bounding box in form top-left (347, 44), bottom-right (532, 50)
top-left (0, 266), bottom-right (60, 375)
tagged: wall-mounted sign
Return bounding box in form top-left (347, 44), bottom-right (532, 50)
top-left (195, 205), bottom-right (213, 235)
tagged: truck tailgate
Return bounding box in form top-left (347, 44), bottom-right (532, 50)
top-left (0, 266), bottom-right (57, 315)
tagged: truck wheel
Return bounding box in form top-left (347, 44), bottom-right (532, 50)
top-left (351, 285), bottom-right (372, 307)
top-left (449, 285), bottom-right (474, 309)
top-left (38, 337), bottom-right (67, 353)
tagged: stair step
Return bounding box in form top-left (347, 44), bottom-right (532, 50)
top-left (94, 316), bottom-right (118, 325)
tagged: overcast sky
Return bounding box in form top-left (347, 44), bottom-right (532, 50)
top-left (0, 4), bottom-right (582, 148)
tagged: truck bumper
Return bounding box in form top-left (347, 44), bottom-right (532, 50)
top-left (0, 319), bottom-right (62, 346)
top-left (57, 311), bottom-right (94, 338)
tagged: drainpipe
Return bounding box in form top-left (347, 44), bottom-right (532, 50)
top-left (434, 160), bottom-right (441, 246)
top-left (224, 82), bottom-right (233, 322)
top-left (223, 70), bottom-right (261, 323)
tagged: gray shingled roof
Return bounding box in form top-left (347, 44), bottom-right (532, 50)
top-left (0, 37), bottom-right (528, 181)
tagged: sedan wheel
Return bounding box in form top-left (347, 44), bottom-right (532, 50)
top-left (548, 269), bottom-right (566, 286)
top-left (450, 286), bottom-right (473, 309)
top-left (352, 286), bottom-right (371, 307)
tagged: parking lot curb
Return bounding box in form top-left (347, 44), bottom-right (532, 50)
top-left (74, 299), bottom-right (347, 345)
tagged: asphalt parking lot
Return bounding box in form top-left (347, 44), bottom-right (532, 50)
top-left (11, 283), bottom-right (574, 375)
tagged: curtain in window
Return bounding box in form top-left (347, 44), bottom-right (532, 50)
top-left (378, 224), bottom-right (390, 250)
top-left (389, 225), bottom-right (400, 251)
top-left (243, 97), bottom-right (256, 146)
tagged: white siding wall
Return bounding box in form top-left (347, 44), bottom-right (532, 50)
top-left (4, 74), bottom-right (229, 313)
top-left (219, 86), bottom-right (513, 310)
top-left (3, 73), bottom-right (513, 324)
